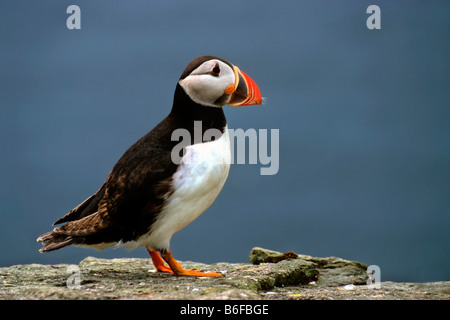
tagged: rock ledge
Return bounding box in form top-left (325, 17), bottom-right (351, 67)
top-left (0, 247), bottom-right (448, 300)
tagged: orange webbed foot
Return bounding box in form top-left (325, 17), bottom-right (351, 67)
top-left (176, 269), bottom-right (223, 277)
top-left (160, 250), bottom-right (223, 277)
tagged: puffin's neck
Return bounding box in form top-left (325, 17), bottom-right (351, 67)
top-left (169, 84), bottom-right (227, 134)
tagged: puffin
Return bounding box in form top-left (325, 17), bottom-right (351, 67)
top-left (37, 55), bottom-right (262, 277)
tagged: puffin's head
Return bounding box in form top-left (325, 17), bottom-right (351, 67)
top-left (178, 55), bottom-right (262, 108)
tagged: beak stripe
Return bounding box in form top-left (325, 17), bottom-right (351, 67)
top-left (233, 66), bottom-right (241, 89)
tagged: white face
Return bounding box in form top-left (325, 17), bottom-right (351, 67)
top-left (178, 59), bottom-right (235, 108)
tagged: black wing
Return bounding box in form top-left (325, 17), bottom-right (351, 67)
top-left (38, 116), bottom-right (180, 251)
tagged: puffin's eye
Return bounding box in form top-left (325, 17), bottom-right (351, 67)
top-left (211, 63), bottom-right (220, 76)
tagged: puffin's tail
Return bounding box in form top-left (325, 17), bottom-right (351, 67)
top-left (37, 231), bottom-right (75, 253)
top-left (37, 210), bottom-right (111, 253)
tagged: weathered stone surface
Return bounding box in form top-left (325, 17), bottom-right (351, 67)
top-left (249, 247), bottom-right (299, 264)
top-left (0, 247), bottom-right (448, 300)
top-left (249, 247), bottom-right (368, 287)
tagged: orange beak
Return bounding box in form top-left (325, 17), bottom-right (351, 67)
top-left (228, 66), bottom-right (262, 107)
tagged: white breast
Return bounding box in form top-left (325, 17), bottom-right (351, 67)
top-left (133, 127), bottom-right (231, 251)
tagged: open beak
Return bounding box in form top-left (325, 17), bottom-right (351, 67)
top-left (228, 66), bottom-right (262, 107)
